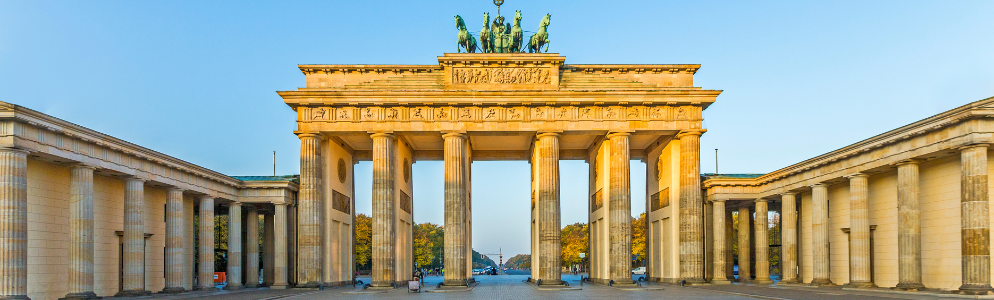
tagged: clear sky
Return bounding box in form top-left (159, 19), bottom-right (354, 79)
top-left (2, 1), bottom-right (992, 261)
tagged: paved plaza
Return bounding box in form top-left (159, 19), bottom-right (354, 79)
top-left (100, 275), bottom-right (977, 300)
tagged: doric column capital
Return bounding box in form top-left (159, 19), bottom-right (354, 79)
top-left (711, 198), bottom-right (727, 203)
top-left (896, 158), bottom-right (924, 166)
top-left (536, 131), bottom-right (561, 138)
top-left (676, 129), bottom-right (707, 139)
top-left (846, 172), bottom-right (869, 179)
top-left (229, 202), bottom-right (242, 208)
top-left (606, 131), bottom-right (631, 139)
top-left (781, 191), bottom-right (798, 197)
top-left (296, 132), bottom-right (323, 140)
top-left (960, 143), bottom-right (991, 151)
top-left (0, 147), bottom-right (31, 155)
top-left (69, 163), bottom-right (97, 170)
top-left (755, 198), bottom-right (768, 203)
top-left (199, 195), bottom-right (214, 202)
top-left (809, 182), bottom-right (828, 189)
top-left (274, 202), bottom-right (289, 207)
top-left (124, 176), bottom-right (146, 183)
top-left (441, 132), bottom-right (466, 139)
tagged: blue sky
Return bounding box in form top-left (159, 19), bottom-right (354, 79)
top-left (2, 1), bottom-right (992, 260)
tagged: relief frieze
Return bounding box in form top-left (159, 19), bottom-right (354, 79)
top-left (302, 105), bottom-right (699, 123)
top-left (451, 67), bottom-right (552, 84)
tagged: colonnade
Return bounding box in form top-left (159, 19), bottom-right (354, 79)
top-left (712, 144), bottom-right (994, 295)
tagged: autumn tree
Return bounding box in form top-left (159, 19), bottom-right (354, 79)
top-left (414, 223), bottom-right (444, 269)
top-left (560, 222), bottom-right (588, 267)
top-left (354, 214), bottom-right (372, 271)
top-left (631, 213), bottom-right (646, 268)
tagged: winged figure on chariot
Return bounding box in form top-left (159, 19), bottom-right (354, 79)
top-left (455, 0), bottom-right (551, 53)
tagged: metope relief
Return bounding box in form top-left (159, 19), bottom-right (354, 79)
top-left (451, 68), bottom-right (552, 84)
top-left (311, 107), bottom-right (330, 121)
top-left (483, 107), bottom-right (501, 121)
top-left (410, 107), bottom-right (430, 120)
top-left (361, 107), bottom-right (379, 121)
top-left (385, 108), bottom-right (401, 120)
top-left (303, 105), bottom-right (699, 123)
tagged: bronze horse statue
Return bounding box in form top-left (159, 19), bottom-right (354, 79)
top-left (455, 15), bottom-right (477, 53)
top-left (527, 14), bottom-right (551, 53)
top-left (480, 12), bottom-right (493, 53)
top-left (510, 11), bottom-right (524, 53)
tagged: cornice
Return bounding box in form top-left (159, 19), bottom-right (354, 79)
top-left (0, 101), bottom-right (243, 188)
top-left (299, 65), bottom-right (441, 75)
top-left (565, 64), bottom-right (700, 75)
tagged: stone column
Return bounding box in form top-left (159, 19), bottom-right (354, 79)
top-left (197, 197), bottom-right (216, 290)
top-left (245, 208), bottom-right (260, 288)
top-left (0, 148), bottom-right (28, 300)
top-left (846, 173), bottom-right (874, 288)
top-left (443, 132), bottom-right (468, 286)
top-left (117, 177), bottom-right (151, 296)
top-left (780, 192), bottom-right (799, 283)
top-left (712, 199), bottom-right (730, 284)
top-left (811, 183), bottom-right (832, 285)
top-left (224, 203), bottom-right (243, 290)
top-left (726, 208), bottom-right (735, 281)
top-left (64, 165), bottom-right (98, 299)
top-left (273, 203), bottom-right (289, 289)
top-left (959, 145), bottom-right (994, 295)
top-left (754, 199), bottom-right (772, 284)
top-left (608, 132), bottom-right (633, 284)
top-left (677, 130), bottom-right (705, 284)
top-left (737, 206), bottom-right (751, 282)
top-left (371, 133), bottom-right (397, 288)
top-left (895, 160), bottom-right (924, 290)
top-left (162, 188), bottom-right (186, 294)
top-left (296, 133), bottom-right (323, 288)
top-left (263, 211), bottom-right (274, 286)
top-left (536, 132), bottom-right (562, 285)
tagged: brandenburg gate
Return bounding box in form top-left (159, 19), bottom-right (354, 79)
top-left (278, 53), bottom-right (721, 287)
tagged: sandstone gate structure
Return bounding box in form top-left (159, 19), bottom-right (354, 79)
top-left (278, 53), bottom-right (720, 287)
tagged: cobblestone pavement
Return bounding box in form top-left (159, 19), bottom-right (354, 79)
top-left (107, 276), bottom-right (967, 300)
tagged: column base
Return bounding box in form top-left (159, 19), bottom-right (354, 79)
top-left (711, 279), bottom-right (732, 285)
top-left (959, 283), bottom-right (994, 295)
top-left (777, 278), bottom-right (800, 284)
top-left (243, 283), bottom-right (259, 288)
top-left (295, 281), bottom-right (323, 289)
top-left (270, 284), bottom-right (289, 290)
top-left (753, 278), bottom-right (774, 284)
top-left (194, 286), bottom-right (219, 291)
top-left (0, 296), bottom-right (30, 300)
top-left (536, 279), bottom-right (564, 286)
top-left (114, 289), bottom-right (152, 297)
top-left (442, 279), bottom-right (469, 287)
top-left (810, 278), bottom-right (835, 286)
top-left (222, 285), bottom-right (243, 290)
top-left (893, 282), bottom-right (925, 291)
top-left (843, 281), bottom-right (876, 288)
top-left (158, 287), bottom-right (187, 294)
top-left (59, 291), bottom-right (99, 300)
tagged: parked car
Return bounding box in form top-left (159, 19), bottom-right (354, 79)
top-left (472, 269), bottom-right (482, 275)
top-left (631, 267), bottom-right (646, 275)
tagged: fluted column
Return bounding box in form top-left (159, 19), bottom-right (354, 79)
top-left (371, 132), bottom-right (397, 287)
top-left (754, 199), bottom-right (772, 284)
top-left (64, 165), bottom-right (98, 299)
top-left (781, 192), bottom-right (799, 283)
top-left (811, 183), bottom-right (832, 285)
top-left (712, 199), bottom-right (729, 284)
top-left (245, 209), bottom-right (260, 288)
top-left (197, 197), bottom-right (216, 290)
top-left (162, 188), bottom-right (186, 294)
top-left (0, 148), bottom-right (28, 300)
top-left (677, 130), bottom-right (705, 283)
top-left (895, 160), bottom-right (924, 290)
top-left (273, 203), bottom-right (289, 289)
top-left (117, 177), bottom-right (150, 296)
top-left (536, 132), bottom-right (562, 285)
top-left (607, 132), bottom-right (632, 283)
top-left (443, 132), bottom-right (468, 286)
top-left (725, 208), bottom-right (734, 281)
top-left (737, 206), bottom-right (751, 282)
top-left (263, 211), bottom-right (274, 286)
top-left (296, 133), bottom-right (323, 288)
top-left (959, 145), bottom-right (994, 295)
top-left (846, 173), bottom-right (874, 288)
top-left (224, 203), bottom-right (243, 290)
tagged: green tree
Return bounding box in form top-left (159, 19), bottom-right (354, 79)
top-left (631, 213), bottom-right (646, 267)
top-left (354, 214), bottom-right (372, 271)
top-left (414, 223), bottom-right (444, 269)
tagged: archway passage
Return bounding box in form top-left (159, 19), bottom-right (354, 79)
top-left (280, 53), bottom-right (720, 287)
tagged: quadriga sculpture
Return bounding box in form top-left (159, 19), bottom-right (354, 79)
top-left (454, 15), bottom-right (477, 53)
top-left (527, 14), bottom-right (551, 53)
